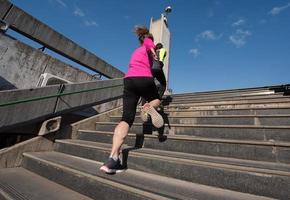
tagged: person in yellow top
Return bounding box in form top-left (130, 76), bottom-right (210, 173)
top-left (152, 43), bottom-right (167, 99)
top-left (158, 44), bottom-right (167, 64)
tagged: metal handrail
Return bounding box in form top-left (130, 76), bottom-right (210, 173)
top-left (0, 84), bottom-right (123, 107)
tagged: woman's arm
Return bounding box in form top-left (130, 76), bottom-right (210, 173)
top-left (144, 38), bottom-right (158, 60)
top-left (150, 48), bottom-right (158, 60)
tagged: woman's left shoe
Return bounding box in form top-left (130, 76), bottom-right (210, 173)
top-left (143, 105), bottom-right (164, 128)
top-left (140, 107), bottom-right (149, 122)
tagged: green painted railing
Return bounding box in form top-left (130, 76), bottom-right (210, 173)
top-left (0, 84), bottom-right (123, 107)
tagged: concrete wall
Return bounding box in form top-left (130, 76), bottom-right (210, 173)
top-left (0, 0), bottom-right (124, 79)
top-left (0, 78), bottom-right (123, 131)
top-left (0, 135), bottom-right (54, 168)
top-left (0, 0), bottom-right (12, 19)
top-left (0, 33), bottom-right (96, 90)
top-left (0, 0), bottom-right (125, 132)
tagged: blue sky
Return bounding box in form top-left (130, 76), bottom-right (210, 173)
top-left (10, 0), bottom-right (290, 94)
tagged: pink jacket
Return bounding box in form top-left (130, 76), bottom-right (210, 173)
top-left (125, 37), bottom-right (155, 78)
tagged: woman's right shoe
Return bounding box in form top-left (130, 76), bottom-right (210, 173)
top-left (143, 105), bottom-right (164, 128)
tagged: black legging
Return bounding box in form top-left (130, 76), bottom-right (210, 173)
top-left (152, 64), bottom-right (166, 99)
top-left (121, 77), bottom-right (160, 127)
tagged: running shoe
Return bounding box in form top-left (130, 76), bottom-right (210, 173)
top-left (143, 105), bottom-right (164, 128)
top-left (140, 107), bottom-right (149, 122)
top-left (100, 157), bottom-right (125, 174)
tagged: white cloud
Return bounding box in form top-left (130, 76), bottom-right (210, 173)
top-left (229, 29), bottom-right (252, 48)
top-left (55, 0), bottom-right (67, 7)
top-left (73, 7), bottom-right (98, 27)
top-left (74, 7), bottom-right (85, 17)
top-left (232, 19), bottom-right (245, 27)
top-left (84, 20), bottom-right (98, 27)
top-left (196, 30), bottom-right (221, 42)
top-left (269, 3), bottom-right (290, 15)
top-left (189, 48), bottom-right (200, 58)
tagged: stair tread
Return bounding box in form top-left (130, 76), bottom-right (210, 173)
top-left (168, 93), bottom-right (284, 99)
top-left (56, 138), bottom-right (290, 176)
top-left (0, 167), bottom-right (92, 200)
top-left (109, 114), bottom-right (290, 127)
top-left (171, 88), bottom-right (273, 96)
top-left (163, 99), bottom-right (290, 106)
top-left (79, 129), bottom-right (290, 147)
top-left (165, 94), bottom-right (284, 102)
top-left (23, 151), bottom-right (273, 200)
top-left (95, 121), bottom-right (290, 129)
top-left (170, 94), bottom-right (278, 99)
top-left (162, 106), bottom-right (290, 111)
top-left (111, 114), bottom-right (290, 118)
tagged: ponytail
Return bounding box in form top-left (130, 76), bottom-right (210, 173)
top-left (134, 26), bottom-right (154, 44)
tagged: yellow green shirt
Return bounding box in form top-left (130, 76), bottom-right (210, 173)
top-left (158, 48), bottom-right (167, 62)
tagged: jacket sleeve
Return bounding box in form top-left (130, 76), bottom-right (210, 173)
top-left (143, 38), bottom-right (155, 51)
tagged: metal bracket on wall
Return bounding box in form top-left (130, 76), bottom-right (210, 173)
top-left (92, 73), bottom-right (102, 80)
top-left (0, 19), bottom-right (9, 33)
top-left (38, 46), bottom-right (46, 52)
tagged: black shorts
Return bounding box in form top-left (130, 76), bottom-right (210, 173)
top-left (121, 77), bottom-right (160, 127)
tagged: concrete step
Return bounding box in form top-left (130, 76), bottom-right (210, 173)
top-left (110, 115), bottom-right (290, 126)
top-left (22, 151), bottom-right (272, 200)
top-left (165, 93), bottom-right (285, 101)
top-left (95, 122), bottom-right (290, 142)
top-left (164, 93), bottom-right (282, 103)
top-left (54, 139), bottom-right (290, 199)
top-left (162, 101), bottom-right (290, 111)
top-left (77, 130), bottom-right (290, 164)
top-left (0, 167), bottom-right (92, 200)
top-left (171, 87), bottom-right (273, 98)
top-left (158, 107), bottom-right (290, 116)
top-left (22, 152), bottom-right (170, 200)
top-left (164, 101), bottom-right (290, 110)
top-left (169, 90), bottom-right (275, 99)
top-left (162, 97), bottom-right (290, 107)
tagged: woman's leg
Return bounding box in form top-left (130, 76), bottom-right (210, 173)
top-left (109, 78), bottom-right (139, 159)
top-left (153, 68), bottom-right (167, 99)
top-left (110, 121), bottom-right (130, 159)
top-left (100, 78), bottom-right (139, 173)
top-left (139, 77), bottom-right (164, 128)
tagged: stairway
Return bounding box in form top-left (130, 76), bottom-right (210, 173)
top-left (1, 86), bottom-right (290, 199)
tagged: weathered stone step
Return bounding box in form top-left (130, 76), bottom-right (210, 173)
top-left (171, 87), bottom-right (272, 98)
top-left (162, 97), bottom-right (290, 107)
top-left (0, 167), bottom-right (93, 200)
top-left (164, 93), bottom-right (281, 103)
top-left (22, 151), bottom-right (271, 200)
top-left (162, 101), bottom-right (290, 112)
top-left (77, 130), bottom-right (290, 164)
top-left (169, 90), bottom-right (275, 99)
top-left (22, 152), bottom-right (169, 200)
top-left (138, 102), bottom-right (290, 113)
top-left (110, 115), bottom-right (290, 126)
top-left (95, 122), bottom-right (290, 142)
top-left (158, 107), bottom-right (290, 116)
top-left (53, 139), bottom-right (290, 199)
